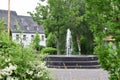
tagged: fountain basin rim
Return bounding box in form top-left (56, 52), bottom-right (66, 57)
top-left (47, 55), bottom-right (97, 57)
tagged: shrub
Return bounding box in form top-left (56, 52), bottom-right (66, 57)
top-left (41, 47), bottom-right (57, 55)
top-left (46, 33), bottom-right (56, 48)
top-left (0, 32), bottom-right (52, 80)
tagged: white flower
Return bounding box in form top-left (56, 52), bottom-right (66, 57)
top-left (0, 63), bottom-right (17, 76)
top-left (5, 58), bottom-right (10, 62)
top-left (6, 76), bottom-right (11, 80)
top-left (0, 75), bottom-right (2, 79)
top-left (6, 76), bottom-right (19, 80)
top-left (26, 69), bottom-right (33, 75)
top-left (8, 63), bottom-right (17, 70)
top-left (34, 71), bottom-right (43, 78)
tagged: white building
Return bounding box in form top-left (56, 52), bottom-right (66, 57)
top-left (0, 10), bottom-right (46, 46)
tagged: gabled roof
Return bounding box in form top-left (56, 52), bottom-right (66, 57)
top-left (0, 9), bottom-right (44, 34)
top-left (18, 15), bottom-right (44, 34)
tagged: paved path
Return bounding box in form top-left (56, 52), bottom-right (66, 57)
top-left (49, 68), bottom-right (109, 80)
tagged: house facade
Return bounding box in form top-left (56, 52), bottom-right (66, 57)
top-left (0, 9), bottom-right (46, 46)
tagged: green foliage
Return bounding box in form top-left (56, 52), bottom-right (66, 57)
top-left (46, 33), bottom-right (56, 48)
top-left (0, 32), bottom-right (52, 80)
top-left (0, 19), bottom-right (5, 33)
top-left (81, 35), bottom-right (94, 54)
top-left (95, 42), bottom-right (120, 80)
top-left (85, 0), bottom-right (120, 79)
top-left (32, 32), bottom-right (41, 51)
top-left (29, 0), bottom-right (94, 55)
top-left (64, 0), bottom-right (94, 55)
top-left (41, 47), bottom-right (57, 55)
top-left (30, 0), bottom-right (72, 55)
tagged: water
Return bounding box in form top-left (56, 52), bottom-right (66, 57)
top-left (66, 29), bottom-right (73, 56)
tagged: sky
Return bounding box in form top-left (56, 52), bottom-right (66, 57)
top-left (0, 0), bottom-right (40, 16)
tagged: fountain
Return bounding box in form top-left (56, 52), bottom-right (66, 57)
top-left (45, 29), bottom-right (100, 69)
top-left (66, 29), bottom-right (73, 56)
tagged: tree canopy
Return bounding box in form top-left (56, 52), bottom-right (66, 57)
top-left (30, 0), bottom-right (94, 55)
top-left (30, 0), bottom-right (72, 54)
top-left (85, 0), bottom-right (120, 79)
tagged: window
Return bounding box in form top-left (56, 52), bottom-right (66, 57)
top-left (37, 27), bottom-right (39, 31)
top-left (16, 34), bottom-right (19, 41)
top-left (20, 18), bottom-right (24, 23)
top-left (34, 26), bottom-right (37, 30)
top-left (25, 26), bottom-right (29, 30)
top-left (14, 25), bottom-right (17, 30)
top-left (41, 35), bottom-right (44, 41)
top-left (34, 26), bottom-right (39, 31)
top-left (23, 35), bottom-right (26, 40)
top-left (27, 26), bottom-right (29, 30)
top-left (31, 35), bottom-right (34, 41)
top-left (4, 23), bottom-right (7, 26)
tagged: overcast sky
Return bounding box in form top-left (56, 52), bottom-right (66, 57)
top-left (0, 0), bottom-right (40, 16)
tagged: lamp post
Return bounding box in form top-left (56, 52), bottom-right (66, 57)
top-left (8, 0), bottom-right (10, 40)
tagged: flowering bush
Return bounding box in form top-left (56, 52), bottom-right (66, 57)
top-left (0, 63), bottom-right (17, 78)
top-left (0, 32), bottom-right (52, 80)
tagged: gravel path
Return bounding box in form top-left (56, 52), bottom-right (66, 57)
top-left (49, 68), bottom-right (109, 80)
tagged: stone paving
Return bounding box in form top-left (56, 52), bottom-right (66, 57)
top-left (49, 68), bottom-right (109, 80)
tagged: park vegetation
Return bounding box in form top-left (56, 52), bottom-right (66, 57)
top-left (30, 0), bottom-right (120, 79)
top-left (29, 0), bottom-right (94, 55)
top-left (0, 0), bottom-right (119, 79)
top-left (85, 0), bottom-right (120, 80)
top-left (0, 20), bottom-right (52, 80)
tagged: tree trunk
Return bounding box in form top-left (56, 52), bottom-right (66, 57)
top-left (56, 26), bottom-right (60, 55)
top-left (76, 35), bottom-right (81, 55)
top-left (56, 35), bottom-right (60, 55)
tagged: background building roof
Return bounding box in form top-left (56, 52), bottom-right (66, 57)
top-left (0, 9), bottom-right (44, 34)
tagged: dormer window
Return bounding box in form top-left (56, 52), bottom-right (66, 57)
top-left (34, 26), bottom-right (37, 30)
top-left (4, 23), bottom-right (7, 26)
top-left (25, 26), bottom-right (29, 30)
top-left (34, 26), bottom-right (39, 31)
top-left (27, 26), bottom-right (29, 30)
top-left (14, 25), bottom-right (16, 27)
top-left (37, 27), bottom-right (39, 31)
top-left (20, 18), bottom-right (24, 23)
top-left (14, 25), bottom-right (17, 30)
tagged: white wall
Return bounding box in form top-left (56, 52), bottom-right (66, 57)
top-left (12, 33), bottom-right (46, 47)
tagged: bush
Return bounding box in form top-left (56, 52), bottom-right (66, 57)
top-left (41, 47), bottom-right (57, 55)
top-left (0, 32), bottom-right (52, 80)
top-left (46, 33), bottom-right (56, 48)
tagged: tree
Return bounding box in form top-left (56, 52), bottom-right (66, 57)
top-left (85, 0), bottom-right (120, 79)
top-left (29, 0), bottom-right (94, 55)
top-left (46, 33), bottom-right (56, 48)
top-left (66, 0), bottom-right (94, 55)
top-left (0, 19), bottom-right (5, 34)
top-left (71, 0), bottom-right (84, 55)
top-left (29, 0), bottom-right (70, 55)
top-left (32, 32), bottom-right (41, 51)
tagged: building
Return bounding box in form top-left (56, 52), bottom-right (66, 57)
top-left (0, 9), bottom-right (46, 46)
